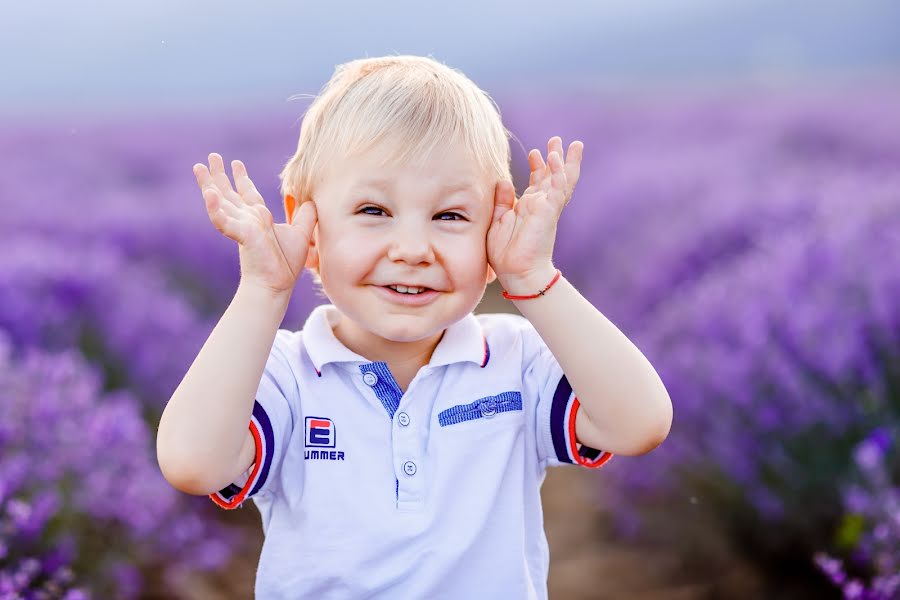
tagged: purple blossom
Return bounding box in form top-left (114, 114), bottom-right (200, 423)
top-left (0, 112), bottom-right (320, 597)
top-left (3, 85), bottom-right (899, 596)
top-left (815, 432), bottom-right (900, 599)
top-left (0, 333), bottom-right (244, 597)
top-left (500, 87), bottom-right (900, 594)
top-left (854, 441), bottom-right (884, 472)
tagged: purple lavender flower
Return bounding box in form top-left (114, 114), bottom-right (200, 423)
top-left (0, 114), bottom-right (322, 406)
top-left (0, 333), bottom-right (244, 597)
top-left (500, 87), bottom-right (900, 594)
top-left (3, 85), bottom-right (899, 596)
top-left (815, 431), bottom-right (900, 600)
top-left (0, 112), bottom-right (320, 597)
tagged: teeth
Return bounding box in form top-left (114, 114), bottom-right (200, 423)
top-left (389, 285), bottom-right (425, 294)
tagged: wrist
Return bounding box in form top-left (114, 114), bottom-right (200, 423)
top-left (496, 264), bottom-right (559, 299)
top-left (236, 280), bottom-right (293, 309)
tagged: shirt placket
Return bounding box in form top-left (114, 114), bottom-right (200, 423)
top-left (358, 362), bottom-right (428, 512)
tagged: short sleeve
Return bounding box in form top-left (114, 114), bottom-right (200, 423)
top-left (520, 319), bottom-right (614, 469)
top-left (210, 330), bottom-right (297, 509)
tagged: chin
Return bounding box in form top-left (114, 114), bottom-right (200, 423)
top-left (374, 322), bottom-right (443, 343)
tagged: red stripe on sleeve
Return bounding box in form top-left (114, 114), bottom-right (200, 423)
top-left (567, 397), bottom-right (614, 469)
top-left (210, 421), bottom-right (264, 509)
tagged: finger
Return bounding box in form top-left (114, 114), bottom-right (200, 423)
top-left (193, 163), bottom-right (217, 192)
top-left (548, 151), bottom-right (568, 208)
top-left (193, 163), bottom-right (207, 187)
top-left (564, 140), bottom-right (583, 194)
top-left (208, 153), bottom-right (237, 195)
top-left (292, 199), bottom-right (318, 237)
top-left (566, 140), bottom-right (584, 166)
top-left (538, 139), bottom-right (563, 193)
top-left (195, 161), bottom-right (241, 208)
top-left (203, 187), bottom-right (244, 243)
top-left (548, 136), bottom-right (564, 163)
top-left (231, 160), bottom-right (264, 207)
top-left (203, 186), bottom-right (241, 219)
top-left (528, 149), bottom-right (546, 187)
top-left (491, 179), bottom-right (516, 225)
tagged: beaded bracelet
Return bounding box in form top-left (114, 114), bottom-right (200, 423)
top-left (501, 269), bottom-right (562, 300)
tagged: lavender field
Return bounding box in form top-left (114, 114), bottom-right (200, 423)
top-left (2, 85), bottom-right (898, 598)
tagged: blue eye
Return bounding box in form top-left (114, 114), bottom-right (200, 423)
top-left (358, 206), bottom-right (465, 221)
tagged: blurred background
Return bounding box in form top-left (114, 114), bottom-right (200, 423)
top-left (2, 1), bottom-right (898, 598)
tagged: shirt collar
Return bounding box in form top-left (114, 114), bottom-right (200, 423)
top-left (301, 304), bottom-right (490, 376)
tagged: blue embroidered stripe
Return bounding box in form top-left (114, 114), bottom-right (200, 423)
top-left (438, 391), bottom-right (522, 427)
top-left (359, 362), bottom-right (402, 418)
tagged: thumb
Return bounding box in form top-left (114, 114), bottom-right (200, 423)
top-left (292, 200), bottom-right (318, 240)
top-left (491, 179), bottom-right (516, 225)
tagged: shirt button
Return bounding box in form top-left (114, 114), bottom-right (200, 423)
top-left (397, 412), bottom-right (410, 427)
top-left (480, 399), bottom-right (497, 417)
top-left (402, 461), bottom-right (417, 476)
top-left (362, 371), bottom-right (378, 386)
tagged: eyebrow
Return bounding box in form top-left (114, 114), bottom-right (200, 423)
top-left (351, 178), bottom-right (479, 193)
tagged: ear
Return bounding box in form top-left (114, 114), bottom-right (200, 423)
top-left (486, 264), bottom-right (497, 285)
top-left (285, 194), bottom-right (297, 224)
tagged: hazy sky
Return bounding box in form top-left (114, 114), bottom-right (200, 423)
top-left (2, 0), bottom-right (898, 117)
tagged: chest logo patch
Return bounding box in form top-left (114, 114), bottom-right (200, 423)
top-left (304, 416), bottom-right (345, 461)
top-left (305, 416), bottom-right (336, 447)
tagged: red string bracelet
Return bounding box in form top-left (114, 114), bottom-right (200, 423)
top-left (501, 269), bottom-right (562, 300)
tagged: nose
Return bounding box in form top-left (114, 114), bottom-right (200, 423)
top-left (386, 219), bottom-right (435, 265)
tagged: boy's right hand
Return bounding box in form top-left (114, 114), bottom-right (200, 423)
top-left (193, 153), bottom-right (317, 296)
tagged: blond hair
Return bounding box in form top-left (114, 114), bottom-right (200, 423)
top-left (278, 54), bottom-right (516, 284)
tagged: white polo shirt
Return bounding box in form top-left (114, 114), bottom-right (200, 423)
top-left (210, 303), bottom-right (613, 599)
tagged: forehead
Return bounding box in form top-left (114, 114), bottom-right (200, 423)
top-left (324, 139), bottom-right (491, 193)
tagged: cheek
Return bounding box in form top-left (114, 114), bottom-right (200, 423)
top-left (439, 229), bottom-right (489, 261)
top-left (320, 231), bottom-right (389, 279)
top-left (443, 238), bottom-right (489, 275)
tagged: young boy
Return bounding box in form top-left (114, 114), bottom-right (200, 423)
top-left (157, 55), bottom-right (672, 599)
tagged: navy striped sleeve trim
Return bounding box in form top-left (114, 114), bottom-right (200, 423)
top-left (209, 400), bottom-right (275, 509)
top-left (549, 374), bottom-right (614, 469)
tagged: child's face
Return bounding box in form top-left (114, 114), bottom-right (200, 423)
top-left (304, 139), bottom-right (498, 345)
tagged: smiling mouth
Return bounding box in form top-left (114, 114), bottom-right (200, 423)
top-left (374, 285), bottom-right (441, 304)
top-left (383, 286), bottom-right (433, 294)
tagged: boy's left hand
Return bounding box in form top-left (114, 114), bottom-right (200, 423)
top-left (487, 136), bottom-right (583, 294)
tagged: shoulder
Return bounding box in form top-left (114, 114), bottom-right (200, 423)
top-left (265, 328), bottom-right (306, 381)
top-left (272, 328), bottom-right (304, 359)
